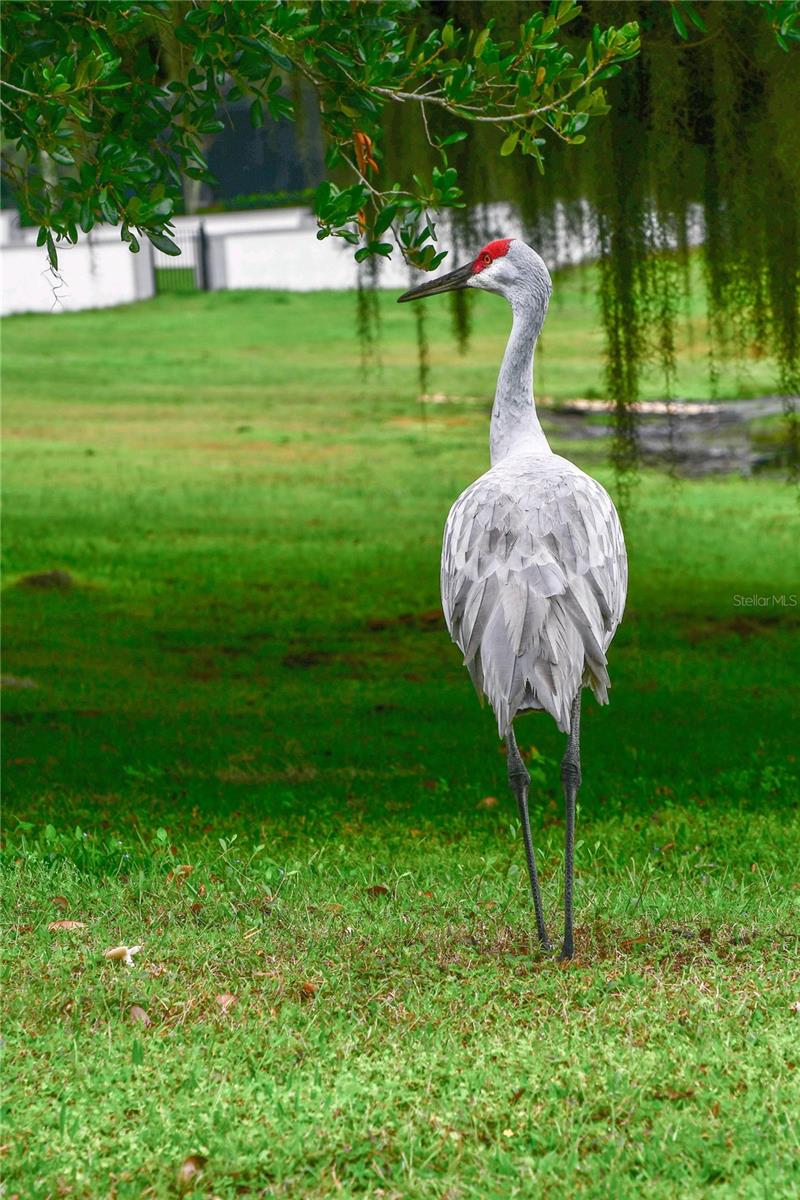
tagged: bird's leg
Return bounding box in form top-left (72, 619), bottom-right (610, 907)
top-left (506, 723), bottom-right (551, 951)
top-left (560, 691), bottom-right (583, 960)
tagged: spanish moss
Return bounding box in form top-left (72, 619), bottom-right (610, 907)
top-left (356, 257), bottom-right (383, 380)
top-left (381, 1), bottom-right (800, 492)
top-left (414, 300), bottom-right (431, 423)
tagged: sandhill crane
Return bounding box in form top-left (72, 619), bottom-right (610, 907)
top-left (399, 238), bottom-right (627, 959)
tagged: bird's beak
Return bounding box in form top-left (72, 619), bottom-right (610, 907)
top-left (397, 261), bottom-right (473, 303)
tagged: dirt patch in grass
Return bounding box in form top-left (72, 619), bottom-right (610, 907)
top-left (682, 613), bottom-right (797, 642)
top-left (16, 569), bottom-right (75, 591)
top-left (367, 609), bottom-right (444, 632)
top-left (282, 648), bottom-right (333, 669)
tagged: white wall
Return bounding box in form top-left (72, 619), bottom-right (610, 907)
top-left (1, 201), bottom-right (617, 317)
top-left (0, 207), bottom-right (414, 314)
top-left (1, 232), bottom-right (154, 316)
top-left (222, 225), bottom-right (411, 291)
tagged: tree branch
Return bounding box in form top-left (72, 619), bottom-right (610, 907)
top-left (371, 53), bottom-right (614, 124)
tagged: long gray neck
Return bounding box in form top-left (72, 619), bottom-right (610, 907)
top-left (489, 291), bottom-right (551, 465)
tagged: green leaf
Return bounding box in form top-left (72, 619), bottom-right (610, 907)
top-left (474, 28), bottom-right (490, 58)
top-left (314, 180), bottom-right (333, 211)
top-left (146, 231), bottom-right (181, 257)
top-left (265, 44), bottom-right (293, 71)
top-left (50, 146), bottom-right (75, 166)
top-left (374, 203), bottom-right (399, 236)
top-left (500, 129), bottom-right (519, 156)
top-left (670, 3), bottom-right (689, 40)
top-left (684, 2), bottom-right (708, 33)
top-left (149, 199), bottom-right (173, 219)
top-left (250, 98), bottom-right (264, 129)
top-left (45, 231), bottom-right (58, 271)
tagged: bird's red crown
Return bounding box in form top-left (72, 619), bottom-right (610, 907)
top-left (471, 238), bottom-right (513, 274)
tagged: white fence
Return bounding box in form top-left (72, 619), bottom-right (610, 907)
top-left (0, 203), bottom-right (596, 317)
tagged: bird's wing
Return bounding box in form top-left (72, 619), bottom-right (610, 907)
top-left (441, 455), bottom-right (627, 735)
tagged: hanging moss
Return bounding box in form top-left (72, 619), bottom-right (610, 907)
top-left (447, 209), bottom-right (478, 352)
top-left (414, 301), bottom-right (431, 418)
top-left (355, 257), bottom-right (383, 380)
top-left (378, 1), bottom-right (800, 490)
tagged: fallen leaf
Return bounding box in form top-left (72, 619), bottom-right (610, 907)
top-left (477, 796), bottom-right (499, 809)
top-left (325, 903), bottom-right (343, 913)
top-left (365, 884), bottom-right (390, 897)
top-left (791, 1000), bottom-right (800, 1014)
top-left (510, 1087), bottom-right (525, 1104)
top-left (300, 980), bottom-right (317, 999)
top-left (48, 920), bottom-right (86, 932)
top-left (620, 935), bottom-right (650, 949)
top-left (215, 992), bottom-right (237, 1015)
top-left (190, 901), bottom-right (203, 914)
top-left (176, 1154), bottom-right (207, 1194)
top-left (130, 1005), bottom-right (152, 1028)
top-left (104, 944), bottom-right (141, 966)
top-left (11, 924), bottom-right (33, 934)
top-left (658, 841), bottom-right (676, 853)
top-left (166, 864), bottom-right (193, 884)
top-left (51, 896), bottom-right (69, 910)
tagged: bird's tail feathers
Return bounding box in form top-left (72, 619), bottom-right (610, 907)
top-left (462, 593), bottom-right (612, 737)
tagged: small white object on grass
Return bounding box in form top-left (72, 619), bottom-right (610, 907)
top-left (103, 944), bottom-right (141, 966)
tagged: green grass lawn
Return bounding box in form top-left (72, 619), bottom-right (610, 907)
top-left (2, 280), bottom-right (799, 1199)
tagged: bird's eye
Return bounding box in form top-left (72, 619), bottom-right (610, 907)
top-left (482, 252), bottom-right (492, 265)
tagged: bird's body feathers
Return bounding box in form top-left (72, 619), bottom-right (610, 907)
top-left (441, 452), bottom-right (627, 736)
top-left (400, 237), bottom-right (629, 957)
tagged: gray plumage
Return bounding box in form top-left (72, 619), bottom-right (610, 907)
top-left (441, 452), bottom-right (627, 736)
top-left (398, 237), bottom-right (627, 959)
